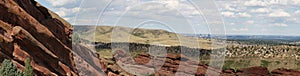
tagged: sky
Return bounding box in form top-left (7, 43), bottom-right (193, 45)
top-left (36, 0), bottom-right (300, 36)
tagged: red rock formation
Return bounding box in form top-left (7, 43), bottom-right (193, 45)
top-left (271, 68), bottom-right (300, 76)
top-left (235, 66), bottom-right (269, 76)
top-left (103, 51), bottom-right (300, 76)
top-left (0, 0), bottom-right (77, 75)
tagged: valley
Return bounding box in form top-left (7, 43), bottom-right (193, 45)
top-left (74, 25), bottom-right (300, 75)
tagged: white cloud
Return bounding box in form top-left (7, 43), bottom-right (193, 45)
top-left (243, 0), bottom-right (300, 7)
top-left (295, 10), bottom-right (300, 14)
top-left (160, 0), bottom-right (180, 10)
top-left (222, 12), bottom-right (251, 17)
top-left (260, 28), bottom-right (268, 32)
top-left (236, 12), bottom-right (251, 17)
top-left (244, 0), bottom-right (269, 6)
top-left (272, 23), bottom-right (288, 27)
top-left (250, 8), bottom-right (270, 13)
top-left (286, 18), bottom-right (297, 23)
top-left (291, 0), bottom-right (300, 6)
top-left (221, 11), bottom-right (235, 17)
top-left (229, 23), bottom-right (235, 25)
top-left (246, 20), bottom-right (254, 24)
top-left (224, 5), bottom-right (237, 11)
top-left (122, 0), bottom-right (202, 18)
top-left (55, 10), bottom-right (66, 17)
top-left (46, 0), bottom-right (78, 7)
top-left (232, 28), bottom-right (249, 32)
top-left (55, 7), bottom-right (80, 17)
top-left (269, 9), bottom-right (290, 17)
top-left (35, 0), bottom-right (300, 35)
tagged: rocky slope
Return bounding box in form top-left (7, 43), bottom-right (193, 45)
top-left (99, 51), bottom-right (300, 76)
top-left (226, 45), bottom-right (300, 59)
top-left (0, 0), bottom-right (103, 75)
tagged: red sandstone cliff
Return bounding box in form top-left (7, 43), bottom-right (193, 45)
top-left (0, 0), bottom-right (76, 75)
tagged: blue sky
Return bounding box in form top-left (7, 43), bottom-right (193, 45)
top-left (36, 0), bottom-right (300, 36)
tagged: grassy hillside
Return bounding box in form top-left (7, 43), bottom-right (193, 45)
top-left (74, 26), bottom-right (223, 49)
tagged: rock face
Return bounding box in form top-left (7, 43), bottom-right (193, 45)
top-left (271, 68), bottom-right (300, 76)
top-left (72, 44), bottom-right (105, 76)
top-left (235, 66), bottom-right (269, 76)
top-left (100, 50), bottom-right (221, 76)
top-left (0, 0), bottom-right (76, 75)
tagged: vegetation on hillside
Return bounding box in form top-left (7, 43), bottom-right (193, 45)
top-left (0, 59), bottom-right (34, 76)
top-left (0, 59), bottom-right (23, 76)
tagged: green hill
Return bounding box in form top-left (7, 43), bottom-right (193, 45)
top-left (74, 26), bottom-right (224, 49)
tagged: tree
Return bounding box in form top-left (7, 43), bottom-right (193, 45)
top-left (0, 59), bottom-right (19, 76)
top-left (72, 33), bottom-right (80, 43)
top-left (24, 58), bottom-right (33, 76)
top-left (16, 70), bottom-right (23, 76)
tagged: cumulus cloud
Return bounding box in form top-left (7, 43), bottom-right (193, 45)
top-left (269, 9), bottom-right (290, 17)
top-left (232, 28), bottom-right (249, 32)
top-left (36, 0), bottom-right (300, 35)
top-left (221, 12), bottom-right (251, 17)
top-left (224, 5), bottom-right (237, 11)
top-left (243, 0), bottom-right (300, 7)
top-left (110, 0), bottom-right (202, 19)
top-left (221, 11), bottom-right (235, 17)
top-left (272, 23), bottom-right (288, 27)
top-left (55, 7), bottom-right (80, 17)
top-left (160, 0), bottom-right (180, 10)
top-left (236, 12), bottom-right (252, 17)
top-left (295, 10), bottom-right (300, 14)
top-left (292, 0), bottom-right (300, 5)
top-left (45, 0), bottom-right (79, 7)
top-left (244, 0), bottom-right (269, 6)
top-left (250, 8), bottom-right (270, 13)
top-left (246, 20), bottom-right (254, 24)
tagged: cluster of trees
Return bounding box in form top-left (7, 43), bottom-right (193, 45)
top-left (227, 39), bottom-right (292, 46)
top-left (0, 58), bottom-right (34, 76)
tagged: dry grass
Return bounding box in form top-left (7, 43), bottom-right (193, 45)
top-left (78, 26), bottom-right (224, 50)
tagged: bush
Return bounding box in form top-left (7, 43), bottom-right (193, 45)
top-left (16, 70), bottom-right (23, 76)
top-left (261, 60), bottom-right (271, 67)
top-left (24, 58), bottom-right (34, 76)
top-left (0, 58), bottom-right (33, 76)
top-left (223, 60), bottom-right (234, 70)
top-left (72, 33), bottom-right (81, 43)
top-left (0, 59), bottom-right (20, 76)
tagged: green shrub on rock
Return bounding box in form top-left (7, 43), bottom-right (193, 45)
top-left (24, 58), bottom-right (34, 76)
top-left (0, 59), bottom-right (20, 76)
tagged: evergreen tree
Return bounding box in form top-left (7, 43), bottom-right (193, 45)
top-left (72, 33), bottom-right (80, 43)
top-left (16, 70), bottom-right (23, 76)
top-left (24, 58), bottom-right (33, 76)
top-left (0, 59), bottom-right (19, 76)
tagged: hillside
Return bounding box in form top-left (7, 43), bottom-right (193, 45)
top-left (74, 26), bottom-right (223, 49)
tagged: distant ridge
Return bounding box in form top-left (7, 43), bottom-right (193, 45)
top-left (74, 25), bottom-right (226, 49)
